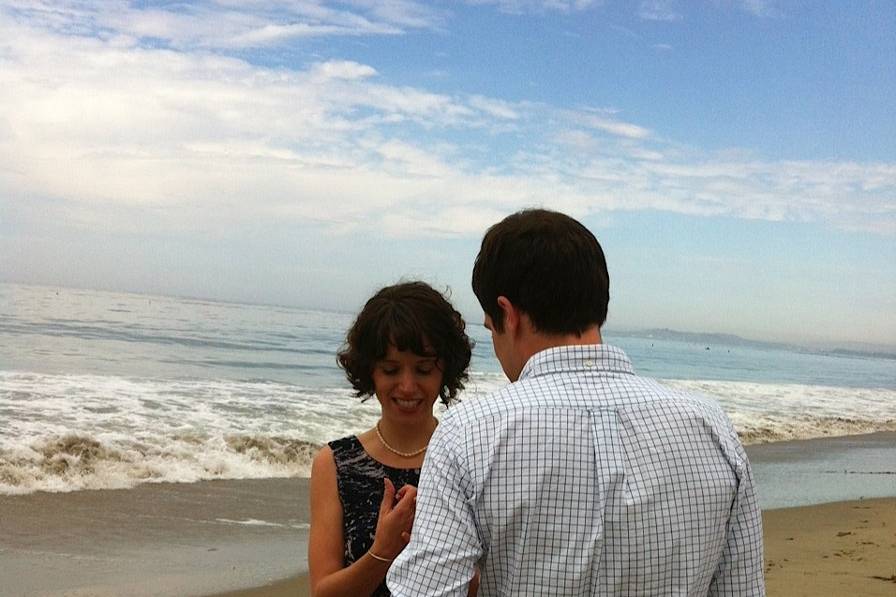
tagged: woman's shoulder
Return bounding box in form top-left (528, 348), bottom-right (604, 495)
top-left (324, 435), bottom-right (379, 472)
top-left (311, 436), bottom-right (369, 483)
top-left (312, 436), bottom-right (360, 474)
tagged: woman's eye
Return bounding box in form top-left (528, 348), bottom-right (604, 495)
top-left (416, 366), bottom-right (435, 375)
top-left (381, 368), bottom-right (399, 375)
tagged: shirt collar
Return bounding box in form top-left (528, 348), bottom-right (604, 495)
top-left (518, 344), bottom-right (635, 380)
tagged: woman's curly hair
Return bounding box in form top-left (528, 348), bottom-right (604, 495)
top-left (337, 281), bottom-right (473, 405)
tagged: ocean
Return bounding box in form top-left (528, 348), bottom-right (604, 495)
top-left (1, 282), bottom-right (894, 495)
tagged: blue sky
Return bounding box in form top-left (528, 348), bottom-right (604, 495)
top-left (0, 0), bottom-right (893, 347)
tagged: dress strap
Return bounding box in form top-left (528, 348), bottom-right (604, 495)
top-left (328, 435), bottom-right (365, 468)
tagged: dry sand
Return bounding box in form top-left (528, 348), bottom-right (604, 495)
top-left (210, 574), bottom-right (309, 597)
top-left (763, 498), bottom-right (896, 596)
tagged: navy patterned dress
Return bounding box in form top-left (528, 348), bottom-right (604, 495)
top-left (328, 435), bottom-right (421, 597)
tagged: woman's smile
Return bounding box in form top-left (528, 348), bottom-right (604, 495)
top-left (394, 397), bottom-right (424, 411)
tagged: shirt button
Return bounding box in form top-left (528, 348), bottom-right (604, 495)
top-left (584, 360), bottom-right (594, 367)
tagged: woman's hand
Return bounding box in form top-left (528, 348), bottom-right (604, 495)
top-left (310, 449), bottom-right (416, 597)
top-left (467, 566), bottom-right (480, 596)
top-left (369, 478), bottom-right (417, 560)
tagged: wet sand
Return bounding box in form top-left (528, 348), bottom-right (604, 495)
top-left (0, 478), bottom-right (310, 597)
top-left (748, 431), bottom-right (896, 509)
top-left (2, 432), bottom-right (894, 596)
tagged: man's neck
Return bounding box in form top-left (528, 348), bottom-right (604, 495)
top-left (521, 326), bottom-right (602, 361)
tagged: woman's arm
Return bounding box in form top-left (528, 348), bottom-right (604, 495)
top-left (308, 447), bottom-right (416, 597)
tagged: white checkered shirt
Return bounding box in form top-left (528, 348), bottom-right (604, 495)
top-left (387, 344), bottom-right (764, 596)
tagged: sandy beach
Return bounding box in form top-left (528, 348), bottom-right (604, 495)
top-left (1, 433), bottom-right (894, 596)
top-left (210, 498), bottom-right (896, 597)
top-left (763, 498), bottom-right (896, 596)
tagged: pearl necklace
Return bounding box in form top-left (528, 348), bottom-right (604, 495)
top-left (375, 421), bottom-right (428, 458)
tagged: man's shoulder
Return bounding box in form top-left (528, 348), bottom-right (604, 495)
top-left (652, 378), bottom-right (733, 419)
top-left (443, 360), bottom-right (737, 436)
top-left (613, 372), bottom-right (735, 427)
top-left (631, 376), bottom-right (748, 460)
top-left (443, 381), bottom-right (520, 427)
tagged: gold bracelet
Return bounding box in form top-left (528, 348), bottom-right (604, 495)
top-left (367, 550), bottom-right (394, 563)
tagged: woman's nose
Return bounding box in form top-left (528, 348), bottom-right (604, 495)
top-left (397, 370), bottom-right (416, 392)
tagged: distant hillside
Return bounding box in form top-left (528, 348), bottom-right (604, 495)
top-left (610, 328), bottom-right (790, 350)
top-left (608, 328), bottom-right (896, 360)
top-left (825, 348), bottom-right (896, 361)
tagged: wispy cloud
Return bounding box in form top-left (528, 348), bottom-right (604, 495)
top-left (638, 0), bottom-right (682, 22)
top-left (733, 0), bottom-right (781, 18)
top-left (568, 109), bottom-right (653, 140)
top-left (1, 0), bottom-right (443, 49)
top-left (0, 3), bottom-right (893, 243)
top-left (465, 0), bottom-right (603, 15)
top-left (641, 0), bottom-right (781, 21)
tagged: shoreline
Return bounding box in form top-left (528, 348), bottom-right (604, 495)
top-left (1, 432), bottom-right (894, 596)
top-left (747, 431), bottom-right (896, 509)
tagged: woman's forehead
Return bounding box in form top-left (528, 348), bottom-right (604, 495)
top-left (380, 343), bottom-right (436, 360)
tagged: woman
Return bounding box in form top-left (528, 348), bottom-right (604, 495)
top-left (309, 281), bottom-right (474, 597)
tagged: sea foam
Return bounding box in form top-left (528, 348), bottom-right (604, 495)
top-left (1, 370), bottom-right (894, 494)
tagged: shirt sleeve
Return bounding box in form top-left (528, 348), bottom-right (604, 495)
top-left (708, 439), bottom-right (766, 596)
top-left (387, 416), bottom-right (482, 597)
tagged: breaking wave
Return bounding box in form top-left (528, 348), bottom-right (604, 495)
top-left (1, 370), bottom-right (894, 494)
top-left (661, 379), bottom-right (896, 444)
top-left (0, 432), bottom-right (321, 495)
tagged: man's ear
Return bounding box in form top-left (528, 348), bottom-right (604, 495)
top-left (496, 296), bottom-right (518, 333)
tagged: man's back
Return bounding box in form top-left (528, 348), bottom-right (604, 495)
top-left (388, 344), bottom-right (764, 596)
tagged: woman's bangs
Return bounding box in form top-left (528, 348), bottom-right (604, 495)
top-left (383, 310), bottom-right (434, 358)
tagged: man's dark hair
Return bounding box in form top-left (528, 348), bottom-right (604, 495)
top-left (472, 208), bottom-right (609, 334)
top-left (337, 281), bottom-right (473, 405)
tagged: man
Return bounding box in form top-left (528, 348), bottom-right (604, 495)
top-left (388, 209), bottom-right (765, 596)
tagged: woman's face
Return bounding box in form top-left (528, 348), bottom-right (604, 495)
top-left (372, 344), bottom-right (444, 424)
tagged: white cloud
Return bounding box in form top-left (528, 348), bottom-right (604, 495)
top-left (310, 60), bottom-right (378, 80)
top-left (0, 5), bottom-right (893, 244)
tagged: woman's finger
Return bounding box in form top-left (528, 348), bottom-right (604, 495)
top-left (379, 477), bottom-right (396, 517)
